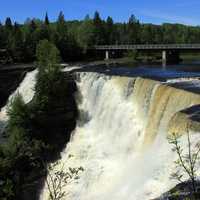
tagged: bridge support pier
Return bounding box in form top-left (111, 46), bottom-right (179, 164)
top-left (162, 50), bottom-right (180, 67)
top-left (162, 50), bottom-right (167, 67)
top-left (105, 50), bottom-right (109, 60)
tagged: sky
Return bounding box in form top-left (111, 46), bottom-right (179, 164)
top-left (0, 0), bottom-right (200, 26)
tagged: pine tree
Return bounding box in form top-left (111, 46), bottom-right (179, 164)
top-left (57, 11), bottom-right (65, 24)
top-left (127, 14), bottom-right (141, 44)
top-left (5, 17), bottom-right (12, 30)
top-left (93, 11), bottom-right (105, 45)
top-left (56, 11), bottom-right (69, 61)
top-left (45, 12), bottom-right (50, 25)
top-left (35, 40), bottom-right (61, 108)
top-left (11, 22), bottom-right (25, 62)
top-left (78, 15), bottom-right (95, 51)
top-left (106, 16), bottom-right (116, 44)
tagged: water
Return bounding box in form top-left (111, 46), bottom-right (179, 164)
top-left (40, 72), bottom-right (200, 200)
top-left (0, 70), bottom-right (37, 137)
top-left (1, 63), bottom-right (200, 199)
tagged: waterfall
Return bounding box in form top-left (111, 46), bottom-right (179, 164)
top-left (0, 70), bottom-right (37, 136)
top-left (39, 72), bottom-right (200, 200)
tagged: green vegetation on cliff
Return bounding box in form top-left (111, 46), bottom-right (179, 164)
top-left (0, 40), bottom-right (77, 200)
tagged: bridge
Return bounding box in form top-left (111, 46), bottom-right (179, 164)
top-left (94, 44), bottom-right (200, 65)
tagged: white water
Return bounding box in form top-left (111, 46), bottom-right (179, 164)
top-left (0, 70), bottom-right (37, 135)
top-left (0, 67), bottom-right (199, 199)
top-left (40, 72), bottom-right (200, 200)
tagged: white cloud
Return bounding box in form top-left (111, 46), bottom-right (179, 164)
top-left (139, 9), bottom-right (199, 26)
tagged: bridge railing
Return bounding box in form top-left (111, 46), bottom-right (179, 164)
top-left (94, 44), bottom-right (200, 50)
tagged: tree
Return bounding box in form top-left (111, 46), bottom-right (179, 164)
top-left (23, 19), bottom-right (38, 61)
top-left (29, 19), bottom-right (37, 32)
top-left (141, 24), bottom-right (154, 44)
top-left (0, 93), bottom-right (46, 199)
top-left (106, 16), bottom-right (116, 44)
top-left (127, 15), bottom-right (141, 44)
top-left (168, 131), bottom-right (200, 197)
top-left (35, 40), bottom-right (61, 108)
top-left (93, 11), bottom-right (106, 45)
top-left (0, 22), bottom-right (6, 48)
top-left (7, 94), bottom-right (29, 134)
top-left (36, 40), bottom-right (60, 72)
top-left (45, 12), bottom-right (50, 25)
top-left (5, 17), bottom-right (12, 30)
top-left (11, 22), bottom-right (25, 62)
top-left (4, 18), bottom-right (14, 60)
top-left (55, 11), bottom-right (69, 61)
top-left (45, 161), bottom-right (84, 200)
top-left (78, 15), bottom-right (95, 51)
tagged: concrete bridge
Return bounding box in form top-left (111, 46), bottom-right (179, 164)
top-left (94, 44), bottom-right (200, 65)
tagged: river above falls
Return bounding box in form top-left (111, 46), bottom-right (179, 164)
top-left (71, 61), bottom-right (200, 80)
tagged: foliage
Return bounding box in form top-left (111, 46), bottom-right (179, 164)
top-left (35, 40), bottom-right (61, 109)
top-left (36, 39), bottom-right (60, 72)
top-left (2, 12), bottom-right (200, 64)
top-left (0, 93), bottom-right (45, 199)
top-left (125, 50), bottom-right (138, 60)
top-left (77, 15), bottom-right (95, 52)
top-left (0, 41), bottom-right (76, 199)
top-left (7, 94), bottom-right (30, 131)
top-left (168, 131), bottom-right (200, 196)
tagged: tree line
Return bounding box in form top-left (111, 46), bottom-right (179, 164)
top-left (1, 11), bottom-right (200, 64)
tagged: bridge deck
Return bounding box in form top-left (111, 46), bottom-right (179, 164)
top-left (95, 44), bottom-right (200, 50)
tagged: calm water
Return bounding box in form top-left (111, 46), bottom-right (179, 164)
top-left (74, 61), bottom-right (200, 81)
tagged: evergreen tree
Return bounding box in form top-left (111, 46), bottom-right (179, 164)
top-left (78, 15), bottom-right (95, 51)
top-left (93, 11), bottom-right (106, 45)
top-left (11, 22), bottom-right (25, 62)
top-left (45, 12), bottom-right (50, 25)
top-left (56, 11), bottom-right (69, 61)
top-left (0, 22), bottom-right (6, 47)
top-left (141, 24), bottom-right (154, 44)
top-left (5, 17), bottom-right (12, 30)
top-left (30, 20), bottom-right (37, 32)
top-left (23, 19), bottom-right (38, 61)
top-left (35, 40), bottom-right (61, 108)
top-left (106, 16), bottom-right (116, 44)
top-left (36, 23), bottom-right (50, 41)
top-left (58, 11), bottom-right (65, 24)
top-left (127, 14), bottom-right (141, 44)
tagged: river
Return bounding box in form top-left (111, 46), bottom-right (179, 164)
top-left (1, 62), bottom-right (200, 199)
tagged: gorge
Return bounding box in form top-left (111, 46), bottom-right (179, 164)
top-left (39, 69), bottom-right (200, 200)
top-left (1, 66), bottom-right (200, 200)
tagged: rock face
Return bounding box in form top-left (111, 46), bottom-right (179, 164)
top-left (0, 69), bottom-right (29, 108)
top-left (154, 181), bottom-right (200, 200)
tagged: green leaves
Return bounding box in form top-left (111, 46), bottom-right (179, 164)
top-left (36, 39), bottom-right (60, 71)
top-left (35, 40), bottom-right (62, 109)
top-left (7, 94), bottom-right (29, 130)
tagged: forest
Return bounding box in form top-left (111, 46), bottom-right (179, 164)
top-left (1, 11), bottom-right (200, 63)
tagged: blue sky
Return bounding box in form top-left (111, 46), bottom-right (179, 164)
top-left (0, 0), bottom-right (200, 25)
